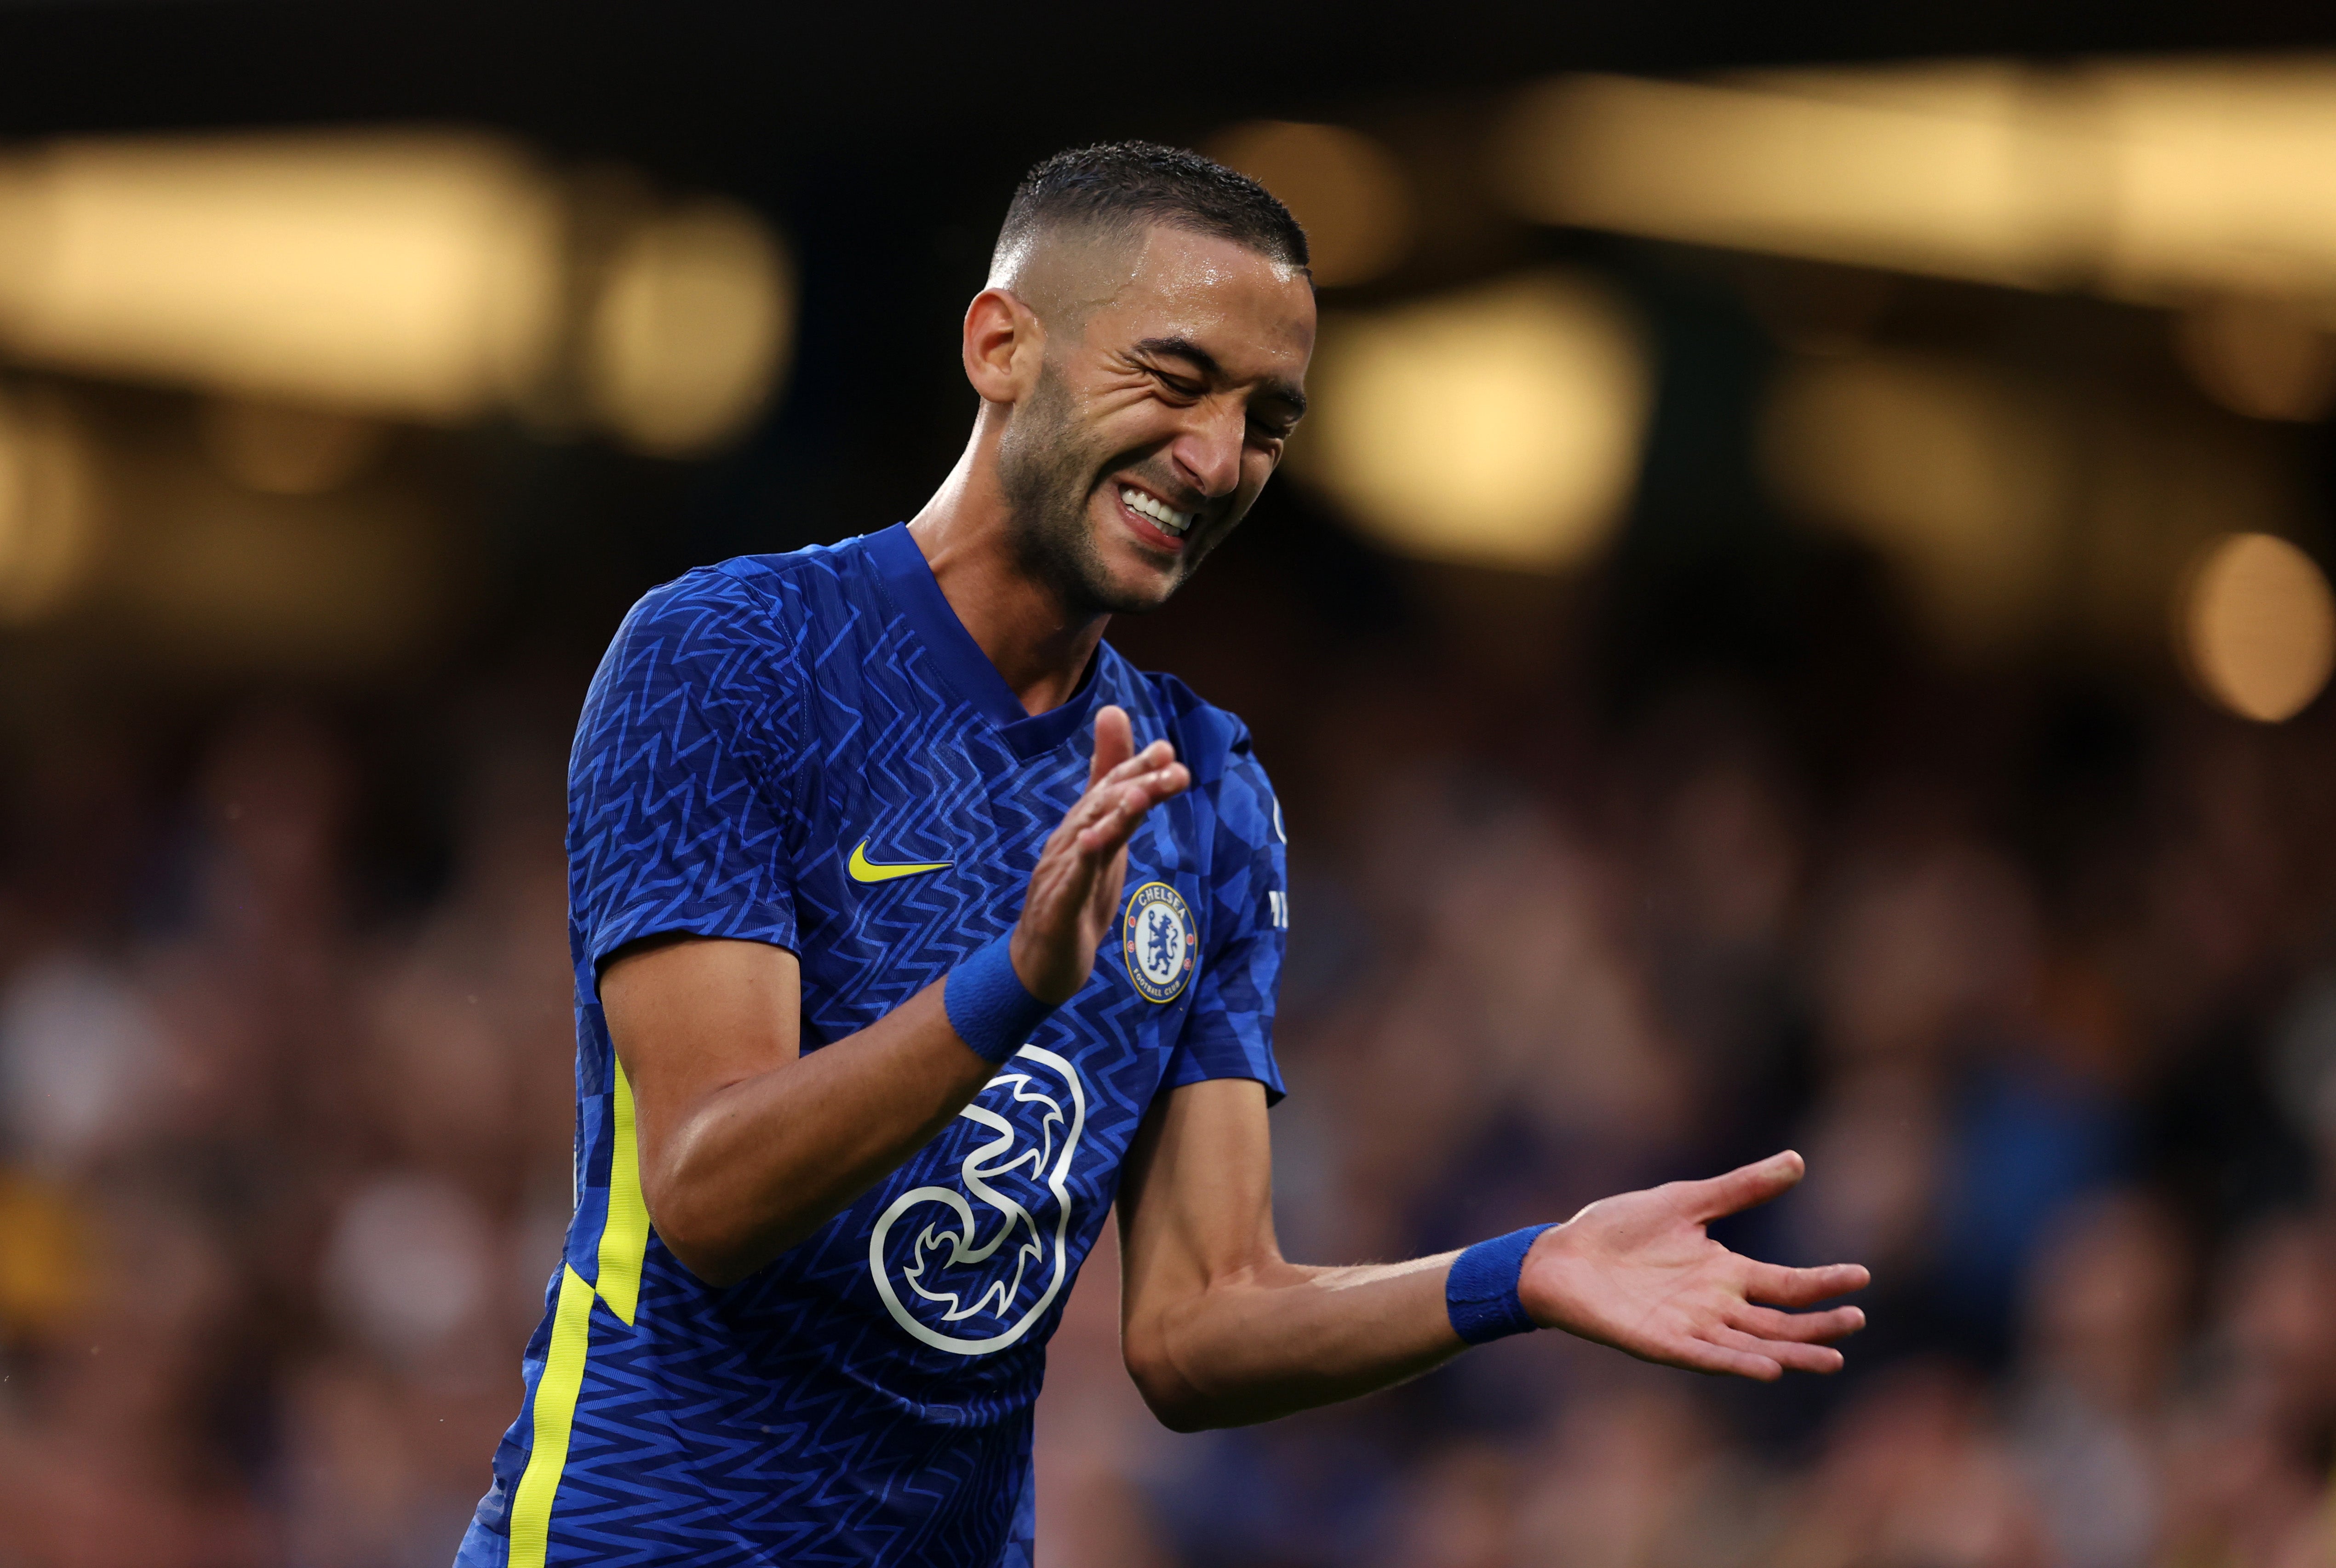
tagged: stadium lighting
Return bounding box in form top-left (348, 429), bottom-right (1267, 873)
top-left (0, 132), bottom-right (563, 421)
top-left (2180, 532), bottom-right (2336, 722)
top-left (1292, 271), bottom-right (1649, 573)
top-left (1494, 60), bottom-right (2336, 318)
top-left (583, 199), bottom-right (796, 457)
top-left (1209, 120), bottom-right (1415, 289)
top-left (0, 389), bottom-right (98, 624)
top-left (0, 132), bottom-right (800, 454)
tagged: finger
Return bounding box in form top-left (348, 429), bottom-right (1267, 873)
top-left (1745, 1261), bottom-right (1871, 1307)
top-left (1708, 1325), bottom-right (1845, 1375)
top-left (1074, 766), bottom-right (1191, 854)
top-left (1726, 1303), bottom-right (1867, 1344)
top-left (1088, 705), bottom-right (1134, 790)
top-left (1681, 1150), bottom-right (1806, 1223)
top-left (1655, 1338), bottom-right (1783, 1382)
top-left (1095, 738), bottom-right (1177, 790)
top-left (1048, 750), bottom-right (1177, 856)
top-left (1059, 743), bottom-right (1177, 842)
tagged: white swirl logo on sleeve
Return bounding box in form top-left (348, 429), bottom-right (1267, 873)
top-left (867, 1045), bottom-right (1085, 1356)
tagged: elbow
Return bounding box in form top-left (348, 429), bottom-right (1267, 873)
top-left (1122, 1336), bottom-right (1227, 1434)
top-left (642, 1173), bottom-right (764, 1288)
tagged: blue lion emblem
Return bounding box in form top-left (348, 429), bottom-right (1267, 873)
top-left (1121, 881), bottom-right (1195, 1002)
top-left (1145, 908), bottom-right (1180, 977)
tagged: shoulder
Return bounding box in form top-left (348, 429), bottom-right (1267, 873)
top-left (1112, 658), bottom-right (1270, 795)
top-left (618, 538), bottom-right (862, 644)
top-left (600, 538), bottom-right (876, 689)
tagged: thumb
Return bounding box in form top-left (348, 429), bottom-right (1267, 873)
top-left (1684, 1150), bottom-right (1806, 1224)
top-left (1089, 705), bottom-right (1133, 789)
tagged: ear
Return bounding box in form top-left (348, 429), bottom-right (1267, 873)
top-left (963, 287), bottom-right (1043, 405)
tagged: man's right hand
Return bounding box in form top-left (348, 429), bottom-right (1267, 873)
top-left (608, 703), bottom-right (1190, 1284)
top-left (1011, 704), bottom-right (1190, 1004)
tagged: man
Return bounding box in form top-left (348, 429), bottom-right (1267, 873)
top-left (456, 142), bottom-right (1868, 1568)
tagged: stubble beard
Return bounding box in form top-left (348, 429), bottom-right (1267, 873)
top-left (996, 362), bottom-right (1187, 618)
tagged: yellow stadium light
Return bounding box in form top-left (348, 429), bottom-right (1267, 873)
top-left (583, 199), bottom-right (795, 458)
top-left (2179, 532), bottom-right (2336, 721)
top-left (1493, 59), bottom-right (2336, 315)
top-left (2092, 61), bottom-right (2336, 305)
top-left (1292, 270), bottom-right (1649, 573)
top-left (0, 132), bottom-right (562, 421)
top-left (0, 389), bottom-right (99, 624)
top-left (1494, 69), bottom-right (2061, 290)
top-left (1209, 120), bottom-right (1414, 288)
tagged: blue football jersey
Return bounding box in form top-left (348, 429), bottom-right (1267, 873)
top-left (455, 523), bottom-right (1287, 1568)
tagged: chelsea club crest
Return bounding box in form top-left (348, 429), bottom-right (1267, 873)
top-left (1122, 881), bottom-right (1197, 1004)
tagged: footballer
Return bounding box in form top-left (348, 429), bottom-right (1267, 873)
top-left (455, 142), bottom-right (1869, 1568)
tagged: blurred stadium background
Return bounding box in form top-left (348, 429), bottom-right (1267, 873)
top-left (10, 5), bottom-right (2336, 1565)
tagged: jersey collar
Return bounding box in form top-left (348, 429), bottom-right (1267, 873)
top-left (865, 522), bottom-right (1106, 762)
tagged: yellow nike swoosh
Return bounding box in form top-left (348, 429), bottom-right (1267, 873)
top-left (846, 840), bottom-right (953, 884)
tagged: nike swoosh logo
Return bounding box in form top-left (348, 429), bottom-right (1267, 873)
top-left (847, 840), bottom-right (953, 884)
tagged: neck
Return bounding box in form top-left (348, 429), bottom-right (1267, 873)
top-left (906, 424), bottom-right (1107, 718)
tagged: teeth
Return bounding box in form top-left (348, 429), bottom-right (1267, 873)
top-left (1120, 486), bottom-right (1194, 536)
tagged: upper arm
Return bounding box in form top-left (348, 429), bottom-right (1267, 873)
top-left (1116, 1076), bottom-right (1283, 1347)
top-left (571, 571), bottom-right (806, 1216)
top-left (1162, 732), bottom-right (1288, 1100)
top-left (602, 936), bottom-right (802, 1202)
top-left (570, 570), bottom-right (803, 978)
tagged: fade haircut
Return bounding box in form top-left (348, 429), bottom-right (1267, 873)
top-left (992, 141), bottom-right (1310, 281)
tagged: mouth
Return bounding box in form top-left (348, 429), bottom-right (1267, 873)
top-left (1114, 482), bottom-right (1198, 549)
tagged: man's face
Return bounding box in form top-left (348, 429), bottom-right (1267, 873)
top-left (995, 225), bottom-right (1316, 616)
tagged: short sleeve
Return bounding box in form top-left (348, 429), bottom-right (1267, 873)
top-left (567, 567), bottom-right (803, 979)
top-left (1166, 736), bottom-right (1288, 1103)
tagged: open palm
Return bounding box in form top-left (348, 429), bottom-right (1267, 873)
top-left (1518, 1151), bottom-right (1869, 1380)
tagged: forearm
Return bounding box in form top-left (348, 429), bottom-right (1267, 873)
top-left (1124, 1250), bottom-right (1466, 1430)
top-left (627, 976), bottom-right (997, 1286)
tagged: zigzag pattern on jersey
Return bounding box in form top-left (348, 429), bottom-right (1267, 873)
top-left (566, 561), bottom-right (814, 973)
top-left (472, 533), bottom-right (1288, 1568)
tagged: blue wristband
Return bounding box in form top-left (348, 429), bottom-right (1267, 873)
top-left (943, 933), bottom-right (1056, 1065)
top-left (1446, 1223), bottom-right (1557, 1345)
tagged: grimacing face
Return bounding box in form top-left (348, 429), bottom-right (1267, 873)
top-left (993, 224), bottom-right (1316, 616)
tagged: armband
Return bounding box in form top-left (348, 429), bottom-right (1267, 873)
top-left (943, 932), bottom-right (1055, 1065)
top-left (1446, 1223), bottom-right (1557, 1345)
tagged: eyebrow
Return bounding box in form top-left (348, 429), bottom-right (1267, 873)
top-left (1134, 334), bottom-right (1309, 419)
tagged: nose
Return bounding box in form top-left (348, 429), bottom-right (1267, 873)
top-left (1168, 399), bottom-right (1245, 502)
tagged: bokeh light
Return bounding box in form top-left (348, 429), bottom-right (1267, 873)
top-left (1210, 120), bottom-right (1414, 288)
top-left (2172, 296), bottom-right (2336, 422)
top-left (1293, 271), bottom-right (1649, 573)
top-left (1495, 61), bottom-right (2336, 315)
top-left (0, 387), bottom-right (98, 624)
top-left (0, 132), bottom-right (562, 420)
top-left (2179, 531), bottom-right (2336, 721)
top-left (583, 199), bottom-right (795, 457)
top-left (1495, 69), bottom-right (2055, 290)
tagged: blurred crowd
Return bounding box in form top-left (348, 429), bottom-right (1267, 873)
top-left (4, 569), bottom-right (2336, 1568)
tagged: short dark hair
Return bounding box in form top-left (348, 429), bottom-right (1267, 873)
top-left (994, 141), bottom-right (1310, 276)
